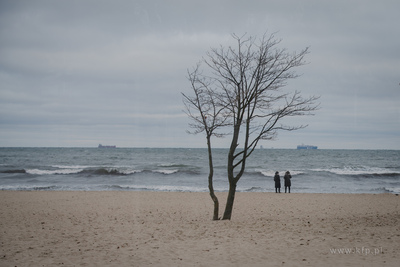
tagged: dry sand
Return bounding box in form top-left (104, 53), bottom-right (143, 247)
top-left (0, 191), bottom-right (399, 266)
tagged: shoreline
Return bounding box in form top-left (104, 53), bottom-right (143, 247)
top-left (1, 191), bottom-right (399, 266)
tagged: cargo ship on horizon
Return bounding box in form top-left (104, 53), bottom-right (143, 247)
top-left (98, 144), bottom-right (116, 148)
top-left (297, 144), bottom-right (318, 149)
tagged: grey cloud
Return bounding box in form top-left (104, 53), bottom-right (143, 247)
top-left (0, 0), bottom-right (399, 148)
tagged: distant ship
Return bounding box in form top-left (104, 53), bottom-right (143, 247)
top-left (297, 144), bottom-right (318, 150)
top-left (98, 144), bottom-right (116, 148)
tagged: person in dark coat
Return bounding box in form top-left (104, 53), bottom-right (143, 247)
top-left (284, 171), bottom-right (292, 193)
top-left (274, 171), bottom-right (281, 193)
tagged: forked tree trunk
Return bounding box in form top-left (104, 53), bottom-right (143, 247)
top-left (222, 123), bottom-right (240, 220)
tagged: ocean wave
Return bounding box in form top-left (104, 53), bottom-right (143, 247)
top-left (153, 169), bottom-right (179, 175)
top-left (385, 187), bottom-right (400, 194)
top-left (18, 167), bottom-right (195, 177)
top-left (243, 186), bottom-right (264, 192)
top-left (92, 168), bottom-right (124, 175)
top-left (102, 185), bottom-right (137, 191)
top-left (82, 168), bottom-right (145, 176)
top-left (100, 184), bottom-right (209, 192)
top-left (353, 173), bottom-right (400, 179)
top-left (354, 187), bottom-right (400, 194)
top-left (158, 163), bottom-right (194, 168)
top-left (120, 169), bottom-right (143, 175)
top-left (311, 167), bottom-right (400, 176)
top-left (52, 165), bottom-right (94, 169)
top-left (77, 168), bottom-right (128, 176)
top-left (24, 168), bottom-right (131, 176)
top-left (32, 185), bottom-right (59, 190)
top-left (0, 185), bottom-right (59, 191)
top-left (1, 169), bottom-right (26, 173)
top-left (26, 168), bottom-right (83, 175)
top-left (146, 185), bottom-right (208, 192)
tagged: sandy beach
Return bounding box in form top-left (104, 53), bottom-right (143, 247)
top-left (0, 191), bottom-right (399, 266)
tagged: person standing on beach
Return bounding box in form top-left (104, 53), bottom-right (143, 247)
top-left (284, 171), bottom-right (292, 193)
top-left (274, 171), bottom-right (281, 193)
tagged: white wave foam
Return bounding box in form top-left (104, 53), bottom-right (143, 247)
top-left (26, 169), bottom-right (83, 175)
top-left (121, 169), bottom-right (143, 175)
top-left (103, 184), bottom-right (208, 192)
top-left (153, 169), bottom-right (179, 175)
top-left (146, 185), bottom-right (207, 192)
top-left (386, 187), bottom-right (400, 194)
top-left (312, 166), bottom-right (400, 175)
top-left (158, 163), bottom-right (177, 167)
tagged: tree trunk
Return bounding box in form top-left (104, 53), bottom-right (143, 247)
top-left (207, 135), bottom-right (219, 220)
top-left (222, 181), bottom-right (237, 220)
top-left (209, 186), bottom-right (219, 220)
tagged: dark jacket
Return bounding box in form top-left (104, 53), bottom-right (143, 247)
top-left (284, 173), bottom-right (292, 187)
top-left (274, 174), bottom-right (281, 188)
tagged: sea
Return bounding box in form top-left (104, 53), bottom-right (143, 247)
top-left (0, 147), bottom-right (399, 194)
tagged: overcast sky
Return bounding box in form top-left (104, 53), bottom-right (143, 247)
top-left (0, 0), bottom-right (399, 149)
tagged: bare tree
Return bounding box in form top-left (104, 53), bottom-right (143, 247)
top-left (182, 64), bottom-right (230, 220)
top-left (183, 33), bottom-right (319, 220)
